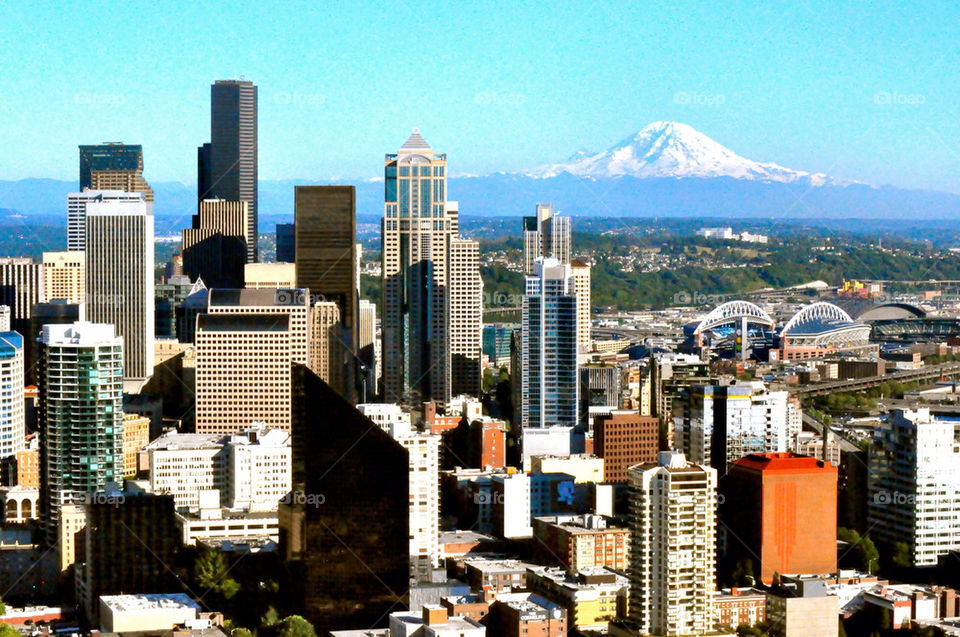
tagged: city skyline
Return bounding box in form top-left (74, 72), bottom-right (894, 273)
top-left (0, 1), bottom-right (958, 193)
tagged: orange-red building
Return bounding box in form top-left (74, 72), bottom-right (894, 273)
top-left (722, 452), bottom-right (837, 584)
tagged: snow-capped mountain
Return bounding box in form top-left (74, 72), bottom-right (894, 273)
top-left (528, 121), bottom-right (846, 186)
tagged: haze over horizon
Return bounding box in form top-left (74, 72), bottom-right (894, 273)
top-left (2, 1), bottom-right (959, 193)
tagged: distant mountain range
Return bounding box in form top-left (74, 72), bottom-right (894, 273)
top-left (2, 121), bottom-right (959, 223)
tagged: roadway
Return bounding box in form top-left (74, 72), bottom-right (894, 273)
top-left (788, 361), bottom-right (960, 397)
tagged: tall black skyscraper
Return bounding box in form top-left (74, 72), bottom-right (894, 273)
top-left (198, 79), bottom-right (258, 262)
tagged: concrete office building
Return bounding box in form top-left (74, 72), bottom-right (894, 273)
top-left (382, 129), bottom-right (455, 404)
top-left (674, 382), bottom-right (789, 475)
top-left (628, 451), bottom-right (717, 636)
top-left (198, 79), bottom-right (258, 261)
top-left (121, 413), bottom-right (150, 477)
top-left (245, 262), bottom-right (296, 289)
top-left (182, 199), bottom-right (249, 288)
top-left (39, 322), bottom-right (124, 545)
top-left (309, 301), bottom-right (341, 391)
top-left (570, 259), bottom-right (591, 354)
top-left (0, 332), bottom-right (25, 459)
top-left (79, 143), bottom-right (153, 202)
top-left (42, 252), bottom-right (85, 304)
top-left (533, 514), bottom-right (630, 574)
top-left (84, 193), bottom-right (154, 383)
top-left (145, 426), bottom-right (291, 511)
top-left (449, 238), bottom-right (483, 397)
top-left (206, 287), bottom-right (309, 365)
top-left (869, 408), bottom-right (960, 566)
top-left (521, 258), bottom-right (579, 429)
top-left (194, 314), bottom-right (293, 433)
top-left (67, 190), bottom-right (147, 252)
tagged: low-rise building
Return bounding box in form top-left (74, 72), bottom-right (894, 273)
top-left (766, 588), bottom-right (839, 637)
top-left (526, 566), bottom-right (629, 631)
top-left (462, 557), bottom-right (537, 593)
top-left (529, 454), bottom-right (604, 484)
top-left (389, 605), bottom-right (486, 636)
top-left (532, 514), bottom-right (629, 573)
top-left (99, 593), bottom-right (201, 633)
top-left (482, 593), bottom-right (567, 637)
top-left (715, 587), bottom-right (767, 629)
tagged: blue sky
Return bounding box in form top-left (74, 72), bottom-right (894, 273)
top-left (2, 0), bottom-right (959, 191)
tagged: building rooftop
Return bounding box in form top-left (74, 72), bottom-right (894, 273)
top-left (208, 288), bottom-right (307, 308)
top-left (732, 452), bottom-right (837, 474)
top-left (399, 127), bottom-right (432, 152)
top-left (196, 313), bottom-right (290, 332)
top-left (99, 593), bottom-right (200, 614)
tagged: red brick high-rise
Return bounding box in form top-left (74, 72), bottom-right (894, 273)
top-left (722, 452), bottom-right (837, 584)
top-left (594, 410), bottom-right (659, 483)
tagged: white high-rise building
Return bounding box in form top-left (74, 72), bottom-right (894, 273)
top-left (521, 258), bottom-right (579, 430)
top-left (358, 299), bottom-right (379, 401)
top-left (0, 331), bottom-right (26, 458)
top-left (628, 451), bottom-right (717, 636)
top-left (523, 203), bottom-right (571, 275)
top-left (448, 238), bottom-right (483, 397)
top-left (869, 408), bottom-right (960, 566)
top-left (673, 382), bottom-right (789, 474)
top-left (84, 193), bottom-right (154, 383)
top-left (39, 322), bottom-right (123, 545)
top-left (68, 190), bottom-right (148, 252)
top-left (358, 403), bottom-right (440, 583)
top-left (146, 425), bottom-right (291, 512)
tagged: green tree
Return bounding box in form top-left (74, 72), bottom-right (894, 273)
top-left (0, 624), bottom-right (19, 637)
top-left (892, 541), bottom-right (912, 569)
top-left (261, 606), bottom-right (280, 628)
top-left (194, 549), bottom-right (241, 599)
top-left (233, 629), bottom-right (254, 637)
top-left (0, 597), bottom-right (5, 616)
top-left (277, 616), bottom-right (317, 637)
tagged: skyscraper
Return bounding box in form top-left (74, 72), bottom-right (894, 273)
top-left (570, 259), bottom-right (591, 354)
top-left (276, 223), bottom-right (296, 263)
top-left (0, 332), bottom-right (25, 459)
top-left (194, 313), bottom-right (293, 434)
top-left (280, 365), bottom-right (408, 633)
top-left (358, 299), bottom-right (379, 401)
top-left (42, 251), bottom-right (85, 304)
top-left (521, 258), bottom-right (579, 429)
top-left (523, 204), bottom-right (571, 275)
top-left (723, 452), bottom-right (838, 584)
top-left (84, 193), bottom-right (154, 383)
top-left (673, 382), bottom-right (790, 475)
top-left (182, 199), bottom-right (249, 288)
top-left (628, 451), bottom-right (717, 636)
top-left (78, 143), bottom-right (153, 202)
top-left (294, 186), bottom-right (357, 400)
top-left (868, 408), bottom-right (960, 566)
top-left (199, 80), bottom-right (258, 262)
top-left (39, 322), bottom-right (124, 545)
top-left (448, 238), bottom-right (483, 397)
top-left (0, 257), bottom-right (44, 339)
top-left (67, 190), bottom-right (146, 252)
top-left (308, 300), bottom-right (341, 391)
top-left (382, 129), bottom-right (454, 403)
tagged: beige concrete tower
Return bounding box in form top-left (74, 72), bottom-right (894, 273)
top-left (448, 237), bottom-right (483, 396)
top-left (570, 259), bottom-right (591, 354)
top-left (43, 251), bottom-right (85, 304)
